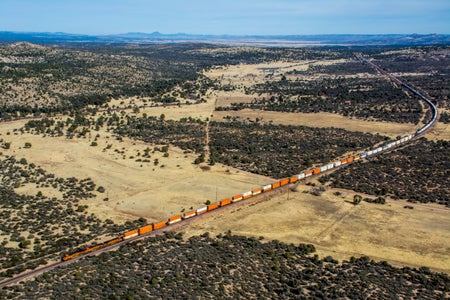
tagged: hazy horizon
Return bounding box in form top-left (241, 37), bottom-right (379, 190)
top-left (0, 0), bottom-right (449, 36)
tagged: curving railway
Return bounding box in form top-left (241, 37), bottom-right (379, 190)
top-left (0, 54), bottom-right (439, 288)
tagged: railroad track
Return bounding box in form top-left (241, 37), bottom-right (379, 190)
top-left (0, 54), bottom-right (439, 287)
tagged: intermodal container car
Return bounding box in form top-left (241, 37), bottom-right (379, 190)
top-left (153, 221), bottom-right (167, 230)
top-left (207, 203), bottom-right (219, 211)
top-left (313, 168), bottom-right (321, 175)
top-left (220, 198), bottom-right (232, 207)
top-left (262, 184), bottom-right (272, 192)
top-left (289, 176), bottom-right (298, 183)
top-left (297, 173), bottom-right (306, 180)
top-left (280, 179), bottom-right (289, 186)
top-left (232, 194), bottom-right (243, 202)
top-left (252, 188), bottom-right (262, 196)
top-left (196, 206), bottom-right (207, 214)
top-left (243, 191), bottom-right (252, 199)
top-left (138, 224), bottom-right (153, 235)
top-left (183, 210), bottom-right (196, 219)
top-left (272, 181), bottom-right (281, 189)
top-left (168, 215), bottom-right (182, 225)
top-left (123, 229), bottom-right (138, 240)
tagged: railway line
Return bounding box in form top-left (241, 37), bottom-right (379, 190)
top-left (0, 55), bottom-right (439, 288)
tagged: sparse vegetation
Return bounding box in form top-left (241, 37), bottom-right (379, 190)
top-left (325, 138), bottom-right (450, 206)
top-left (1, 233), bottom-right (448, 299)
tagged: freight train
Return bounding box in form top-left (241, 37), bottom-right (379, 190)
top-left (62, 78), bottom-right (438, 262)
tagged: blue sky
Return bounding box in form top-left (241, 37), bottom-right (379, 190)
top-left (0, 0), bottom-right (449, 35)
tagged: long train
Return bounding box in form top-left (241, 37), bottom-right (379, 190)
top-left (62, 73), bottom-right (439, 262)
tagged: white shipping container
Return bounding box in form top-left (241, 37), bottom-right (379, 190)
top-left (334, 161), bottom-right (342, 167)
top-left (326, 164), bottom-right (334, 170)
top-left (196, 206), bottom-right (207, 214)
top-left (262, 184), bottom-right (272, 191)
top-left (320, 166), bottom-right (328, 172)
top-left (297, 173), bottom-right (306, 179)
top-left (243, 191), bottom-right (252, 197)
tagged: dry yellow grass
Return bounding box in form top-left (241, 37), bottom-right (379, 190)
top-left (0, 116), bottom-right (270, 225)
top-left (182, 185), bottom-right (450, 274)
top-left (213, 109), bottom-right (419, 138)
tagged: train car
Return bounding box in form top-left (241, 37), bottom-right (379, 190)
top-left (262, 184), bottom-right (272, 192)
top-left (279, 178), bottom-right (289, 186)
top-left (271, 181), bottom-right (281, 189)
top-left (220, 198), bottom-right (232, 207)
top-left (326, 163), bottom-right (334, 170)
top-left (360, 153), bottom-right (367, 158)
top-left (183, 210), bottom-right (196, 219)
top-left (232, 194), bottom-right (243, 202)
top-left (305, 171), bottom-right (313, 177)
top-left (123, 229), bottom-right (138, 240)
top-left (366, 150), bottom-right (374, 156)
top-left (334, 161), bottom-right (342, 167)
top-left (297, 173), bottom-right (306, 180)
top-left (196, 206), bottom-right (207, 215)
top-left (242, 191), bottom-right (253, 199)
top-left (252, 188), bottom-right (262, 196)
top-left (340, 159), bottom-right (348, 164)
top-left (138, 224), bottom-right (153, 235)
top-left (153, 220), bottom-right (167, 230)
top-left (62, 236), bottom-right (124, 261)
top-left (347, 157), bottom-right (354, 163)
top-left (320, 165), bottom-right (328, 172)
top-left (168, 215), bottom-right (182, 225)
top-left (312, 168), bottom-right (321, 175)
top-left (353, 155), bottom-right (360, 161)
top-left (207, 203), bottom-right (220, 211)
top-left (289, 176), bottom-right (298, 183)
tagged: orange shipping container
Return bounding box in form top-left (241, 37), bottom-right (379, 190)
top-left (341, 159), bottom-right (348, 164)
top-left (272, 182), bottom-right (281, 189)
top-left (183, 210), bottom-right (196, 219)
top-left (354, 154), bottom-right (361, 161)
top-left (290, 176), bottom-right (298, 183)
top-left (105, 237), bottom-right (123, 246)
top-left (347, 157), bottom-right (354, 163)
top-left (139, 224), bottom-right (153, 235)
top-left (207, 203), bottom-right (220, 211)
top-left (280, 179), bottom-right (289, 186)
top-left (232, 194), bottom-right (243, 202)
top-left (123, 229), bottom-right (138, 239)
top-left (305, 171), bottom-right (313, 177)
top-left (168, 215), bottom-right (182, 224)
top-left (313, 168), bottom-right (321, 175)
top-left (220, 198), bottom-right (232, 206)
top-left (153, 221), bottom-right (167, 230)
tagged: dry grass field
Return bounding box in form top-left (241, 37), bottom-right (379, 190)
top-left (181, 184), bottom-right (450, 274)
top-left (0, 117), bottom-right (270, 224)
top-left (1, 56), bottom-right (448, 276)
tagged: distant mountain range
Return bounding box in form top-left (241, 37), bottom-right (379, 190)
top-left (0, 31), bottom-right (449, 46)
